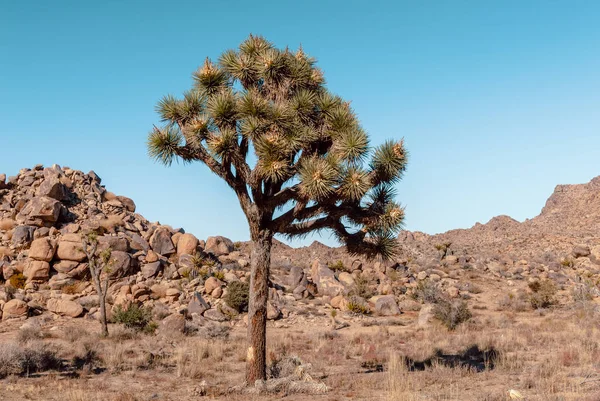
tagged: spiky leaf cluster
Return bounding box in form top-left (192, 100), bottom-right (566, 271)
top-left (148, 35), bottom-right (408, 259)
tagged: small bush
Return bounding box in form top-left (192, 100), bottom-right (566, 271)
top-left (17, 326), bottom-right (44, 344)
top-left (112, 304), bottom-right (156, 333)
top-left (433, 299), bottom-right (472, 330)
top-left (9, 272), bottom-right (26, 289)
top-left (212, 270), bottom-right (225, 281)
top-left (350, 274), bottom-right (374, 299)
top-left (572, 281), bottom-right (596, 303)
top-left (412, 279), bottom-right (443, 303)
top-left (233, 241), bottom-right (242, 250)
top-left (560, 257), bottom-right (574, 268)
top-left (61, 282), bottom-right (82, 295)
top-left (224, 281), bottom-right (249, 312)
top-left (528, 280), bottom-right (557, 309)
top-left (327, 260), bottom-right (348, 272)
top-left (0, 342), bottom-right (61, 378)
top-left (347, 297), bottom-right (371, 315)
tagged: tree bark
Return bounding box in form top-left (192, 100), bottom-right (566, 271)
top-left (99, 286), bottom-right (108, 337)
top-left (246, 230), bottom-right (272, 384)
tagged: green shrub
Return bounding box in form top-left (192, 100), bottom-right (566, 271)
top-left (224, 281), bottom-right (249, 313)
top-left (349, 274), bottom-right (373, 299)
top-left (112, 304), bottom-right (156, 333)
top-left (327, 260), bottom-right (348, 272)
top-left (347, 297), bottom-right (371, 315)
top-left (433, 299), bottom-right (472, 330)
top-left (9, 273), bottom-right (26, 289)
top-left (560, 258), bottom-right (574, 268)
top-left (212, 271), bottom-right (225, 281)
top-left (529, 280), bottom-right (557, 309)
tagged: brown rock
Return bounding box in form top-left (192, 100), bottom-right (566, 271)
top-left (177, 233), bottom-right (199, 256)
top-left (204, 277), bottom-right (224, 294)
top-left (46, 298), bottom-right (84, 317)
top-left (23, 260), bottom-right (50, 282)
top-left (28, 238), bottom-right (56, 262)
top-left (311, 259), bottom-right (345, 297)
top-left (2, 299), bottom-right (28, 320)
top-left (205, 236), bottom-right (234, 256)
top-left (57, 240), bottom-right (86, 262)
top-left (116, 196), bottom-right (136, 212)
top-left (373, 295), bottom-right (401, 316)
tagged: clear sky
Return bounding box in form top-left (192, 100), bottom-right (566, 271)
top-left (1, 1), bottom-right (599, 246)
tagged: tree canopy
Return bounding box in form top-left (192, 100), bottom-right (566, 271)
top-left (148, 34), bottom-right (407, 258)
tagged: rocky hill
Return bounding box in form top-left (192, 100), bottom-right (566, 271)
top-left (0, 165), bottom-right (599, 326)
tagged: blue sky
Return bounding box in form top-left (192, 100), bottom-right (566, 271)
top-left (1, 1), bottom-right (599, 246)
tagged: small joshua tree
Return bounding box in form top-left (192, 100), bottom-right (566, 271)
top-left (82, 232), bottom-right (112, 337)
top-left (147, 35), bottom-right (408, 383)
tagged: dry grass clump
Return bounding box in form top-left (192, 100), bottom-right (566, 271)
top-left (529, 280), bottom-right (557, 309)
top-left (0, 341), bottom-right (61, 378)
top-left (9, 272), bottom-right (26, 289)
top-left (98, 215), bottom-right (124, 232)
top-left (433, 299), bottom-right (472, 330)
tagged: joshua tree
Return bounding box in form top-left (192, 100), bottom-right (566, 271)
top-left (82, 232), bottom-right (112, 337)
top-left (147, 35), bottom-right (407, 383)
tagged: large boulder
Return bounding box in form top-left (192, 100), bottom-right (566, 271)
top-left (37, 176), bottom-right (68, 200)
top-left (23, 260), bottom-right (50, 282)
top-left (97, 235), bottom-right (129, 252)
top-left (46, 298), bottom-right (84, 317)
top-left (28, 238), bottom-right (56, 262)
top-left (2, 299), bottom-right (28, 320)
top-left (288, 266), bottom-right (306, 288)
top-left (12, 225), bottom-right (36, 247)
top-left (108, 251), bottom-right (134, 278)
top-left (150, 228), bottom-right (175, 256)
top-left (20, 196), bottom-right (63, 225)
top-left (116, 196), bottom-right (136, 212)
top-left (57, 239), bottom-right (87, 262)
top-left (141, 261), bottom-right (162, 278)
top-left (573, 245), bottom-right (591, 258)
top-left (373, 295), bottom-right (401, 316)
top-left (311, 259), bottom-right (345, 297)
top-left (205, 236), bottom-right (234, 256)
top-left (128, 233), bottom-right (150, 252)
top-left (177, 233), bottom-right (199, 256)
top-left (53, 260), bottom-right (80, 274)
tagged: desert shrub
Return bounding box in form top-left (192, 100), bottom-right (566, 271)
top-left (350, 274), bottom-right (374, 299)
top-left (17, 326), bottom-right (44, 344)
top-left (9, 272), bottom-right (26, 289)
top-left (224, 281), bottom-right (249, 312)
top-left (571, 280), bottom-right (596, 303)
top-left (528, 280), bottom-right (557, 309)
top-left (112, 304), bottom-right (156, 333)
top-left (328, 260), bottom-right (348, 272)
top-left (61, 282), bottom-right (82, 295)
top-left (498, 292), bottom-right (529, 312)
top-left (0, 342), bottom-right (61, 378)
top-left (212, 270), bottom-right (225, 281)
top-left (412, 279), bottom-right (443, 303)
top-left (433, 299), bottom-right (472, 330)
top-left (560, 257), bottom-right (574, 268)
top-left (347, 297), bottom-right (371, 315)
top-left (233, 241), bottom-right (242, 250)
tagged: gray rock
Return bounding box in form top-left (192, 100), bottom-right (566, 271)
top-left (12, 225), bottom-right (36, 247)
top-left (128, 233), bottom-right (150, 252)
top-left (374, 295), bottom-right (401, 316)
top-left (150, 228), bottom-right (175, 256)
top-left (108, 251), bottom-right (134, 278)
top-left (188, 292), bottom-right (210, 316)
top-left (141, 261), bottom-right (162, 278)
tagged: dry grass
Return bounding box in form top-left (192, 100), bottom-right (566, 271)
top-left (0, 300), bottom-right (600, 400)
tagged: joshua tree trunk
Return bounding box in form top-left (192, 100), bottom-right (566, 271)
top-left (98, 279), bottom-right (109, 337)
top-left (246, 230), bottom-right (272, 384)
